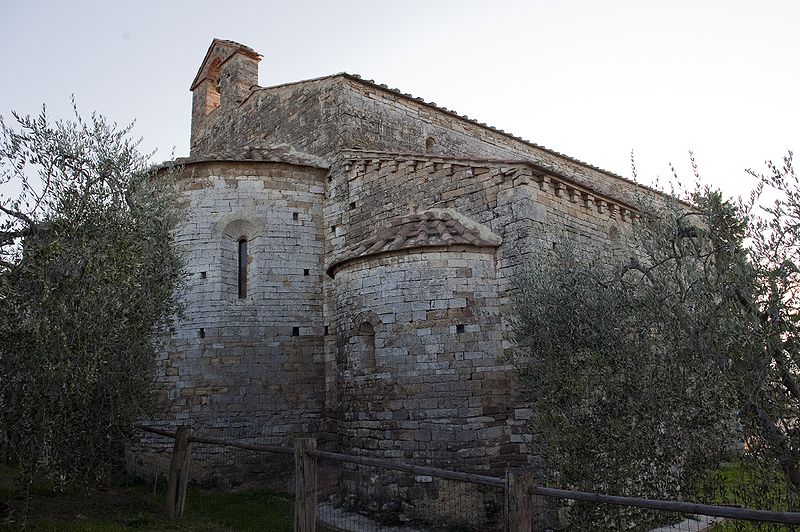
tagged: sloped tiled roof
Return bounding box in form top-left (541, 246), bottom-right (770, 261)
top-left (170, 145), bottom-right (328, 170)
top-left (328, 209), bottom-right (501, 276)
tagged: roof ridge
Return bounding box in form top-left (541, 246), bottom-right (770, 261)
top-left (210, 38), bottom-right (260, 56)
top-left (339, 149), bottom-right (534, 167)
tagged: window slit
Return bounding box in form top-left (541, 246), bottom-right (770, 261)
top-left (238, 238), bottom-right (248, 299)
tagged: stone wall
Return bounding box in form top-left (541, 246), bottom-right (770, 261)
top-left (331, 249), bottom-right (504, 470)
top-left (130, 150), bottom-right (635, 485)
top-left (337, 78), bottom-right (643, 205)
top-left (322, 152), bottom-right (634, 475)
top-left (190, 76), bottom-right (349, 161)
top-left (325, 152), bottom-right (632, 292)
top-left (128, 161), bottom-right (328, 486)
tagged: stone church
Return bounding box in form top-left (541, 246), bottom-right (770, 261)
top-left (130, 38), bottom-right (643, 486)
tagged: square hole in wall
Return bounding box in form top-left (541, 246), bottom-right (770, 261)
top-left (292, 327), bottom-right (300, 337)
top-left (303, 269), bottom-right (310, 276)
top-left (349, 202), bottom-right (356, 210)
top-left (330, 225), bottom-right (337, 234)
top-left (456, 324), bottom-right (465, 334)
top-left (200, 271), bottom-right (207, 279)
top-left (293, 212), bottom-right (299, 221)
top-left (324, 325), bottom-right (329, 336)
top-left (198, 328), bottom-right (206, 338)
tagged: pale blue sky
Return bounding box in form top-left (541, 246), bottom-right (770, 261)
top-left (2, 0), bottom-right (798, 198)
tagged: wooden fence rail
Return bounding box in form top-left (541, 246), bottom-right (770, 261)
top-left (531, 486), bottom-right (800, 525)
top-left (138, 425), bottom-right (292, 455)
top-left (310, 449), bottom-right (505, 488)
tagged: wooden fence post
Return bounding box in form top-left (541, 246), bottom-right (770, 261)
top-left (531, 487), bottom-right (546, 531)
top-left (506, 469), bottom-right (534, 532)
top-left (294, 437), bottom-right (317, 532)
top-left (164, 425), bottom-right (192, 519)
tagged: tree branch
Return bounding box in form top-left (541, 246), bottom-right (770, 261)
top-left (620, 257), bottom-right (657, 284)
top-left (748, 404), bottom-right (800, 491)
top-left (0, 204), bottom-right (34, 226)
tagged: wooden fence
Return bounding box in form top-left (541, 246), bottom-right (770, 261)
top-left (140, 425), bottom-right (292, 519)
top-left (138, 425), bottom-right (800, 531)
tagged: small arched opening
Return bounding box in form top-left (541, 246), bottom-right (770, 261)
top-left (425, 136), bottom-right (436, 152)
top-left (345, 313), bottom-right (381, 371)
top-left (204, 59), bottom-right (222, 115)
top-left (357, 321), bottom-right (376, 368)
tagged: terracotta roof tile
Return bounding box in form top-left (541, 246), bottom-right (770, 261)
top-left (168, 145), bottom-right (327, 170)
top-left (328, 209), bottom-right (501, 276)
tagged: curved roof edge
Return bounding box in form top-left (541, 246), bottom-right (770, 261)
top-left (155, 145), bottom-right (330, 172)
top-left (327, 209), bottom-right (501, 278)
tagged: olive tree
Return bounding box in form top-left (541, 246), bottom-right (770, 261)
top-left (0, 103), bottom-right (184, 493)
top-left (514, 154), bottom-right (800, 529)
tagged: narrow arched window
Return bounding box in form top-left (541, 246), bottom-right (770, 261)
top-left (238, 238), bottom-right (248, 299)
top-left (358, 321), bottom-right (376, 368)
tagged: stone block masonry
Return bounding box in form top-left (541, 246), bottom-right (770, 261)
top-left (321, 150), bottom-right (635, 475)
top-left (129, 160), bottom-right (329, 486)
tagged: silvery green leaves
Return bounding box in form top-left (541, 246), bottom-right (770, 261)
top-left (0, 102), bottom-right (185, 498)
top-left (514, 160), bottom-right (800, 529)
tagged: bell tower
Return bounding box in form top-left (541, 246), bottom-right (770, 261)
top-left (189, 39), bottom-right (262, 154)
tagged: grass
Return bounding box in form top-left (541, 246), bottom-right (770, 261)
top-left (700, 460), bottom-right (788, 507)
top-left (0, 465), bottom-right (293, 531)
top-left (692, 459), bottom-right (798, 531)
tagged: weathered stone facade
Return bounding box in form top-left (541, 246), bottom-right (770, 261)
top-left (128, 39), bottom-right (645, 494)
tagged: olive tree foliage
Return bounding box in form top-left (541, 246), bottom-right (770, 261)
top-left (514, 153), bottom-right (800, 528)
top-left (0, 103), bottom-right (184, 491)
